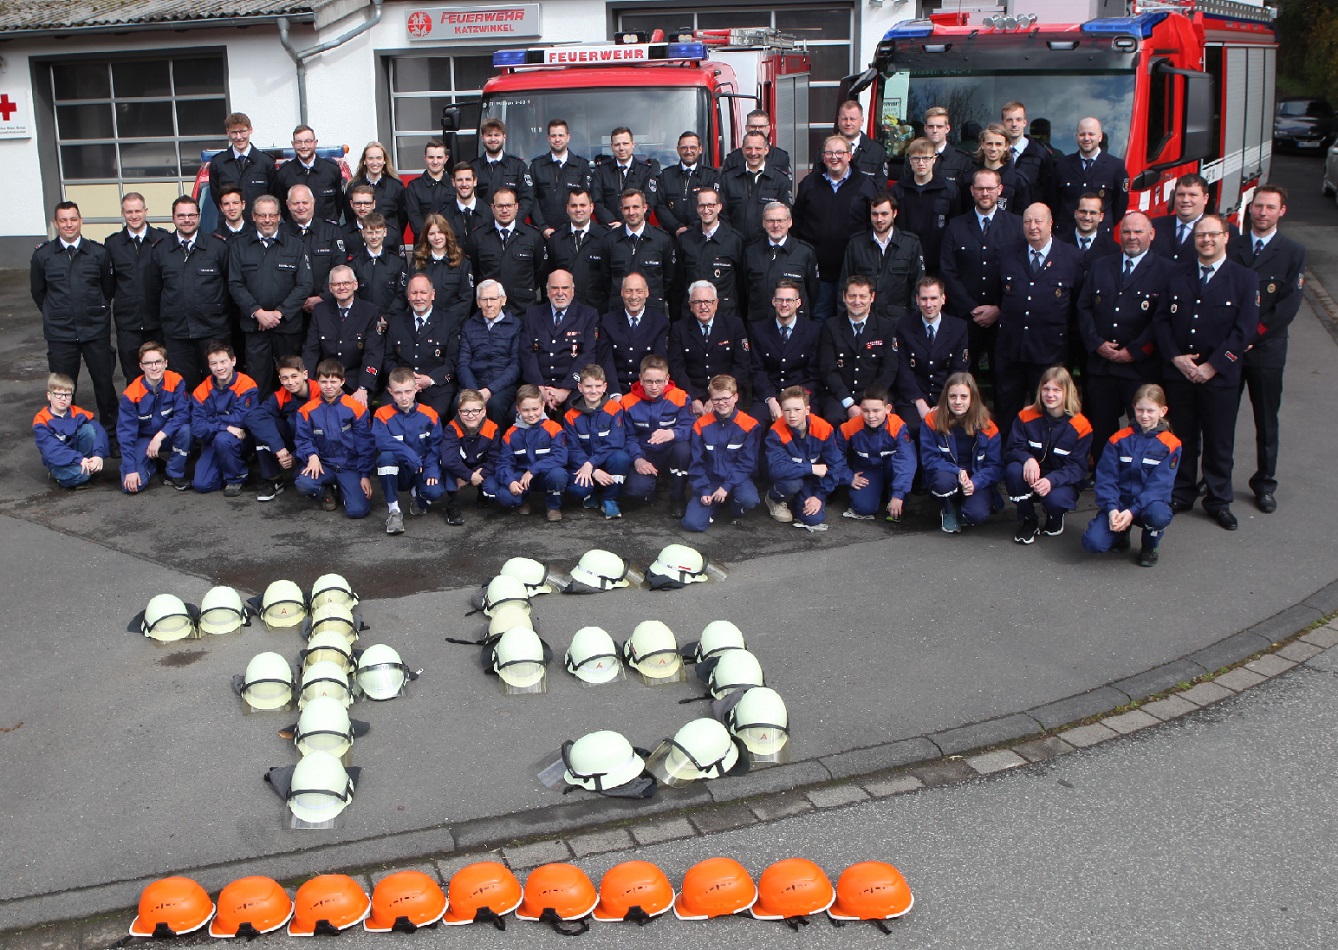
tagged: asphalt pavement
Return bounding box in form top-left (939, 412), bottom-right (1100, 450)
top-left (0, 154), bottom-right (1334, 935)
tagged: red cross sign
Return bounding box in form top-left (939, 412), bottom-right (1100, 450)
top-left (0, 95), bottom-right (17, 122)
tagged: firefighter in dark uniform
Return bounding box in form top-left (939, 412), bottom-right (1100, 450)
top-left (1076, 211), bottom-right (1170, 467)
top-left (207, 112), bottom-right (276, 225)
top-left (718, 131), bottom-right (792, 244)
top-left (720, 110), bottom-right (792, 177)
top-left (545, 188), bottom-right (608, 311)
top-left (31, 201), bottom-right (119, 440)
top-left (274, 125), bottom-right (347, 225)
top-left (893, 138), bottom-right (962, 275)
top-left (922, 107), bottom-right (975, 188)
top-left (590, 126), bottom-right (662, 227)
top-left (471, 118), bottom-right (536, 224)
top-left (743, 202), bottom-right (820, 323)
top-left (677, 185), bottom-right (744, 319)
top-left (1001, 101), bottom-right (1055, 203)
top-left (469, 187), bottom-right (547, 313)
top-left (105, 192), bottom-right (170, 382)
top-left (656, 132), bottom-right (720, 237)
top-left (1227, 185), bottom-right (1306, 514)
top-left (838, 193), bottom-right (926, 324)
top-left (599, 271), bottom-right (669, 395)
top-left (348, 212), bottom-right (407, 322)
top-left (893, 276), bottom-right (969, 437)
top-left (344, 185), bottom-right (402, 255)
top-left (668, 282), bottom-right (753, 414)
top-left (602, 189), bottom-right (677, 315)
top-left (144, 197), bottom-right (233, 392)
top-left (227, 195), bottom-right (314, 398)
top-left (749, 279), bottom-right (822, 422)
top-left (529, 119), bottom-right (592, 237)
top-left (519, 269), bottom-right (601, 413)
top-left (1056, 193), bottom-right (1119, 265)
top-left (1154, 214), bottom-right (1258, 529)
top-left (301, 265), bottom-right (385, 404)
top-left (283, 184), bottom-right (347, 325)
top-left (1150, 173), bottom-right (1236, 265)
top-left (383, 274), bottom-right (462, 418)
top-left (1050, 118), bottom-right (1128, 236)
top-left (995, 203), bottom-right (1085, 430)
top-left (404, 140), bottom-right (453, 240)
top-left (836, 99), bottom-right (890, 189)
top-left (443, 164), bottom-right (494, 247)
top-left (939, 168), bottom-right (1025, 382)
top-left (819, 275), bottom-right (903, 427)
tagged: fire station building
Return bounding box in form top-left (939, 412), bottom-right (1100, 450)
top-left (0, 0), bottom-right (908, 266)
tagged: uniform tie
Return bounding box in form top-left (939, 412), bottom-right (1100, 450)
top-left (926, 322), bottom-right (935, 344)
top-left (1082, 158), bottom-right (1093, 173)
top-left (1030, 248), bottom-right (1043, 277)
top-left (629, 316), bottom-right (639, 331)
top-left (499, 227), bottom-right (511, 246)
top-left (1177, 222), bottom-right (1190, 244)
top-left (133, 235), bottom-right (142, 249)
top-left (781, 325), bottom-right (791, 343)
top-left (261, 237), bottom-right (272, 249)
top-left (1079, 237), bottom-right (1090, 251)
top-left (980, 215), bottom-right (991, 236)
top-left (1199, 264), bottom-right (1213, 289)
top-left (416, 314), bottom-right (427, 334)
top-left (553, 309), bottom-right (565, 327)
top-left (573, 229), bottom-right (584, 250)
top-left (852, 321), bottom-right (863, 341)
top-left (1254, 238), bottom-right (1264, 259)
top-left (1123, 258), bottom-right (1134, 286)
top-left (339, 307), bottom-right (349, 321)
top-left (701, 323), bottom-right (710, 339)
top-left (65, 245), bottom-right (77, 260)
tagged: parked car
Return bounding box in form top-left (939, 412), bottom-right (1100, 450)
top-left (1321, 141), bottom-right (1338, 208)
top-left (1274, 96), bottom-right (1337, 153)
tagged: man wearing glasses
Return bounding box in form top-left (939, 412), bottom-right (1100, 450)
top-left (274, 124), bottom-right (347, 225)
top-left (793, 136), bottom-right (878, 323)
top-left (669, 281), bottom-right (753, 417)
top-left (893, 137), bottom-right (961, 274)
top-left (458, 279), bottom-right (522, 422)
top-left (676, 186), bottom-right (744, 320)
top-left (301, 266), bottom-right (384, 406)
top-left (721, 110), bottom-right (792, 177)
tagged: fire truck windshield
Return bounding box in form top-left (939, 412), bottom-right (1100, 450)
top-left (876, 70), bottom-right (1135, 163)
top-left (481, 87), bottom-right (711, 167)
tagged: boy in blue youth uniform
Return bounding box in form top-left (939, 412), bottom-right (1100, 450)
top-left (244, 355), bottom-right (317, 502)
top-left (763, 386), bottom-right (851, 532)
top-left (496, 384), bottom-right (569, 521)
top-left (683, 374), bottom-right (761, 532)
top-left (563, 364), bottom-right (630, 520)
top-left (440, 388), bottom-right (500, 526)
top-left (620, 354), bottom-right (694, 516)
top-left (294, 359), bottom-right (375, 518)
top-left (33, 372), bottom-right (108, 489)
top-left (838, 385), bottom-right (917, 523)
top-left (190, 342), bottom-right (258, 496)
top-left (374, 366), bottom-right (445, 535)
top-left (117, 341), bottom-right (191, 493)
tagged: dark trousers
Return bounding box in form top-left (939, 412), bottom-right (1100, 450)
top-left (992, 352), bottom-right (1049, 436)
top-left (116, 326), bottom-right (163, 386)
top-left (163, 337), bottom-right (218, 392)
top-left (1084, 373), bottom-right (1146, 466)
top-left (47, 337), bottom-right (118, 437)
top-left (1241, 362), bottom-right (1284, 497)
top-left (243, 328), bottom-right (303, 398)
top-left (1164, 377), bottom-right (1240, 511)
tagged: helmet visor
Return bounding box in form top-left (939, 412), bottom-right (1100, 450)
top-left (629, 648), bottom-right (684, 682)
top-left (287, 785), bottom-right (352, 825)
top-left (262, 600), bottom-right (307, 629)
top-left (733, 723), bottom-right (790, 759)
top-left (198, 606), bottom-right (244, 636)
top-left (243, 679), bottom-right (293, 711)
top-left (565, 651), bottom-right (622, 685)
top-left (356, 663), bottom-right (409, 701)
top-left (295, 728), bottom-right (353, 758)
top-left (299, 678), bottom-right (351, 708)
top-left (145, 612), bottom-right (196, 642)
top-left (495, 659), bottom-right (546, 693)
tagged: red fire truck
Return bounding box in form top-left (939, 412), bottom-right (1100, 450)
top-left (443, 29), bottom-right (811, 177)
top-left (853, 0), bottom-right (1276, 220)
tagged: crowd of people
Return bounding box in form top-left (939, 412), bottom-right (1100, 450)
top-left (30, 99), bottom-right (1306, 562)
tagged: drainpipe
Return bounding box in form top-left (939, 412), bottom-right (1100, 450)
top-left (278, 0), bottom-right (384, 125)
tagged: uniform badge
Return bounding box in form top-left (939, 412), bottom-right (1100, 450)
top-left (837, 359), bottom-right (845, 368)
top-left (523, 173), bottom-right (534, 187)
top-left (1267, 282), bottom-right (1276, 295)
top-left (1055, 287), bottom-right (1063, 298)
top-left (1141, 299), bottom-right (1149, 311)
top-left (647, 179), bottom-right (658, 194)
top-left (358, 341), bottom-right (364, 350)
top-left (1121, 177), bottom-right (1130, 193)
top-left (1170, 304), bottom-right (1178, 314)
top-left (335, 239), bottom-right (345, 253)
top-left (741, 338), bottom-right (749, 352)
top-left (908, 357), bottom-right (916, 368)
top-left (1098, 188), bottom-right (1106, 198)
top-left (376, 317), bottom-right (387, 334)
top-left (434, 348), bottom-right (441, 357)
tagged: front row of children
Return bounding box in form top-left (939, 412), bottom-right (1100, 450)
top-left (34, 341), bottom-right (1182, 565)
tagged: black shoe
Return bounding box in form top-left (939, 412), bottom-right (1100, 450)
top-left (223, 482), bottom-right (243, 498)
top-left (1208, 506), bottom-right (1238, 531)
top-left (1042, 511), bottom-right (1065, 536)
top-left (106, 441), bottom-right (121, 459)
top-left (163, 475), bottom-right (191, 492)
top-left (1170, 498), bottom-right (1193, 513)
top-left (669, 501), bottom-right (685, 519)
top-left (1255, 492), bottom-right (1277, 514)
top-left (1138, 546), bottom-right (1160, 567)
top-left (1013, 520), bottom-right (1039, 545)
top-left (321, 486), bottom-right (337, 511)
top-left (1112, 532), bottom-right (1131, 553)
top-left (445, 500), bottom-right (464, 526)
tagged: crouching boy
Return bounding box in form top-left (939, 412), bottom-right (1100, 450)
top-left (563, 364), bottom-right (630, 519)
top-left (682, 374), bottom-right (761, 532)
top-left (294, 359), bottom-right (375, 518)
top-left (374, 367), bottom-right (446, 534)
top-left (495, 384), bottom-right (569, 521)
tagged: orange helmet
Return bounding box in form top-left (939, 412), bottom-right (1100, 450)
top-left (442, 861), bottom-right (523, 928)
top-left (672, 857), bottom-right (756, 920)
top-left (129, 876), bottom-right (215, 938)
top-left (209, 876), bottom-right (293, 938)
top-left (750, 858), bottom-right (835, 927)
top-left (591, 861), bottom-right (674, 923)
top-left (828, 861), bottom-right (914, 923)
top-left (365, 870), bottom-right (447, 933)
top-left (516, 863), bottom-right (598, 934)
top-left (287, 874), bottom-right (370, 936)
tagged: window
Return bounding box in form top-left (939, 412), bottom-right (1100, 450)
top-left (47, 53), bottom-right (226, 224)
top-left (388, 53), bottom-right (494, 174)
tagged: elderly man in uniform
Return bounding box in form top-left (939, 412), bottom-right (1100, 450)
top-left (383, 274), bottom-right (461, 418)
top-left (669, 281), bottom-right (753, 416)
top-left (301, 265), bottom-right (383, 406)
top-left (283, 184), bottom-right (345, 319)
top-left (599, 272), bottom-right (668, 396)
top-left (458, 279), bottom-right (522, 423)
top-left (520, 269), bottom-right (600, 413)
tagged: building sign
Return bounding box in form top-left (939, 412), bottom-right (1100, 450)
top-left (0, 90), bottom-right (32, 140)
top-left (405, 5), bottom-right (541, 41)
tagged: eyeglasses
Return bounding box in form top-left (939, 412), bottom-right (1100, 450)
top-left (459, 407), bottom-right (486, 415)
top-left (710, 395), bottom-right (736, 404)
top-left (908, 156), bottom-right (935, 163)
top-left (140, 359), bottom-right (167, 368)
top-left (329, 281), bottom-right (356, 288)
top-left (477, 296), bottom-right (503, 303)
top-left (772, 297), bottom-right (800, 304)
top-left (48, 390), bottom-right (73, 397)
top-left (1195, 231), bottom-right (1227, 238)
top-left (174, 212), bottom-right (200, 219)
top-left (821, 150), bottom-right (850, 158)
top-left (690, 299), bottom-right (715, 307)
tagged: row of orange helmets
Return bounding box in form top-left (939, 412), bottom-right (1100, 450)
top-left (130, 856), bottom-right (912, 939)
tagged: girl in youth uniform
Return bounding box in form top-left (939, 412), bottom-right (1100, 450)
top-left (1004, 366), bottom-right (1093, 545)
top-left (919, 371), bottom-right (1002, 533)
top-left (1082, 383), bottom-right (1182, 567)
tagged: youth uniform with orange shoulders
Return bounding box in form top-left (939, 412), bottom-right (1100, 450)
top-left (1082, 423), bottom-right (1181, 556)
top-left (1003, 406), bottom-right (1092, 534)
top-left (33, 403), bottom-right (108, 488)
top-left (190, 371), bottom-right (258, 493)
top-left (442, 416), bottom-right (500, 502)
top-left (245, 379), bottom-right (318, 484)
top-left (294, 394), bottom-right (376, 519)
top-left (838, 413), bottom-right (917, 518)
top-left (374, 400), bottom-right (445, 512)
top-left (620, 380), bottom-right (694, 507)
top-left (563, 396), bottom-right (630, 510)
top-left (117, 370), bottom-right (191, 489)
top-left (763, 414), bottom-right (851, 529)
top-left (682, 408), bottom-right (761, 532)
top-left (918, 408), bottom-right (1002, 527)
top-left (494, 418), bottom-right (568, 512)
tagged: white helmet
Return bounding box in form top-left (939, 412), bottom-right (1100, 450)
top-left (564, 627), bottom-right (622, 685)
top-left (727, 687), bottom-right (789, 756)
top-left (141, 594), bottom-right (196, 642)
top-left (490, 627), bottom-right (547, 690)
top-left (563, 731), bottom-right (645, 793)
top-left (565, 550), bottom-right (629, 594)
top-left (486, 601), bottom-right (535, 642)
top-left (500, 557), bottom-right (554, 596)
top-left (301, 630), bottom-right (355, 672)
top-left (660, 719), bottom-right (739, 782)
top-left (355, 644), bottom-right (412, 701)
top-left (647, 544), bottom-right (708, 590)
top-left (260, 580), bottom-right (307, 628)
top-left (240, 652), bottom-right (294, 710)
top-left (299, 660), bottom-right (352, 709)
top-left (482, 575), bottom-right (531, 616)
top-left (309, 603), bottom-right (358, 646)
top-left (285, 751), bottom-right (355, 823)
top-left (198, 586), bottom-right (247, 636)
top-left (310, 573), bottom-right (358, 610)
top-left (708, 649), bottom-right (764, 700)
top-left (622, 621), bottom-right (681, 680)
top-left (688, 621), bottom-right (747, 664)
top-left (294, 696), bottom-right (357, 757)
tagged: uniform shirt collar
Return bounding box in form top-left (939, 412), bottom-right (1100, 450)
top-left (61, 238), bottom-right (81, 251)
top-left (700, 223), bottom-right (718, 240)
top-left (1123, 249), bottom-right (1148, 268)
top-left (1251, 229), bottom-right (1277, 247)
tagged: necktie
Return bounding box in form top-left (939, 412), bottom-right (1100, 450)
top-left (462, 208), bottom-right (473, 226)
top-left (1030, 249), bottom-right (1042, 276)
top-left (702, 323), bottom-right (710, 339)
top-left (1199, 264), bottom-right (1212, 289)
top-left (339, 307), bottom-right (349, 321)
top-left (261, 238), bottom-right (271, 249)
top-left (853, 321), bottom-right (863, 341)
top-left (1080, 237), bottom-right (1091, 251)
top-left (65, 245), bottom-right (76, 260)
top-left (1123, 259), bottom-right (1134, 286)
top-left (1177, 223), bottom-right (1189, 244)
top-left (573, 230), bottom-right (584, 251)
top-left (981, 216), bottom-right (991, 237)
top-left (781, 325), bottom-right (791, 343)
top-left (1254, 239), bottom-right (1264, 259)
top-left (133, 235), bottom-right (142, 250)
top-left (299, 226), bottom-right (309, 237)
top-left (926, 322), bottom-right (935, 344)
top-left (416, 315), bottom-right (427, 334)
top-left (1082, 158), bottom-right (1093, 173)
top-left (554, 309), bottom-right (565, 327)
top-left (620, 165), bottom-right (629, 183)
top-left (499, 228), bottom-right (510, 246)
top-left (770, 244), bottom-right (779, 262)
top-left (629, 316), bottom-right (639, 331)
